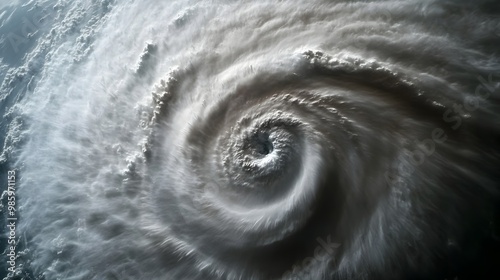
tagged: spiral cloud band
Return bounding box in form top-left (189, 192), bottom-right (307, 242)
top-left (0, 0), bottom-right (499, 279)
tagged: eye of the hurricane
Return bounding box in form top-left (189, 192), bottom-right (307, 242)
top-left (253, 131), bottom-right (273, 156)
top-left (239, 130), bottom-right (280, 176)
top-left (223, 118), bottom-right (303, 188)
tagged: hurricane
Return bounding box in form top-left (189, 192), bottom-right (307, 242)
top-left (1, 0), bottom-right (499, 279)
